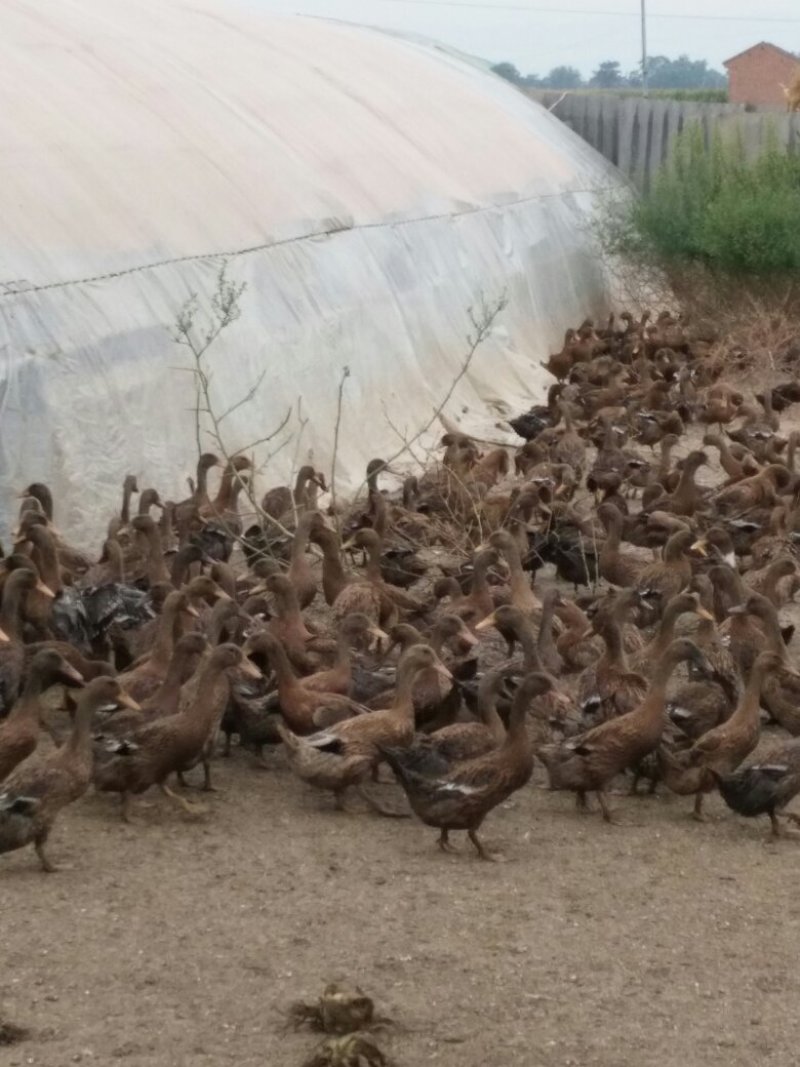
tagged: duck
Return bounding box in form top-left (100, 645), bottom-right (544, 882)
top-left (93, 644), bottom-right (258, 819)
top-left (538, 638), bottom-right (710, 821)
top-left (714, 738), bottom-right (800, 838)
top-left (0, 651), bottom-right (84, 782)
top-left (277, 645), bottom-right (451, 811)
top-left (261, 465), bottom-right (326, 526)
top-left (659, 651), bottom-right (793, 821)
top-left (509, 384), bottom-right (564, 441)
top-left (246, 632), bottom-right (364, 734)
top-left (596, 502), bottom-right (649, 588)
top-left (0, 677), bottom-right (138, 870)
top-left (0, 568), bottom-right (52, 717)
top-left (299, 613), bottom-right (388, 697)
top-left (380, 671), bottom-right (550, 859)
top-left (577, 612), bottom-right (647, 725)
top-left (728, 593), bottom-right (800, 732)
top-left (629, 591), bottom-right (711, 677)
top-left (411, 666), bottom-right (511, 764)
top-left (474, 605), bottom-right (573, 734)
top-left (665, 576), bottom-right (740, 740)
top-left (116, 591), bottom-right (199, 703)
top-left (173, 453), bottom-right (222, 540)
top-left (636, 528), bottom-right (696, 608)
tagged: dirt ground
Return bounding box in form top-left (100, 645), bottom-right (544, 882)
top-left (5, 395), bottom-right (800, 1067)
top-left (4, 730), bottom-right (800, 1067)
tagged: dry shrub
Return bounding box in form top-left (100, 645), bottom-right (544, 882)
top-left (668, 267), bottom-right (800, 381)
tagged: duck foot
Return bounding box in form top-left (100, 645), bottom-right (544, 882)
top-left (437, 830), bottom-right (458, 854)
top-left (596, 791), bottom-right (616, 823)
top-left (692, 795), bottom-right (706, 822)
top-left (468, 829), bottom-right (506, 861)
top-left (160, 783), bottom-right (207, 818)
top-left (35, 835), bottom-right (56, 873)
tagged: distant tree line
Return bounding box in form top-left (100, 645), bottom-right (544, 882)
top-left (491, 55), bottom-right (727, 91)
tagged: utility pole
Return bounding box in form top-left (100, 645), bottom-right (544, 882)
top-left (641, 0), bottom-right (648, 96)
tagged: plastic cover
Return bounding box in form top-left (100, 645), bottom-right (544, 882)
top-left (0, 0), bottom-right (623, 546)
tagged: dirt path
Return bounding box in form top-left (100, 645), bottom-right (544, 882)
top-left (3, 744), bottom-right (800, 1067)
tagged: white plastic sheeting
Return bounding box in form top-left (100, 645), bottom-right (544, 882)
top-left (0, 0), bottom-right (623, 546)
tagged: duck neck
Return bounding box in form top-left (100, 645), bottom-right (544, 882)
top-left (65, 698), bottom-right (95, 758)
top-left (8, 668), bottom-right (51, 722)
top-left (151, 601), bottom-right (181, 668)
top-left (316, 532), bottom-right (347, 604)
top-left (0, 580), bottom-right (26, 642)
top-left (170, 546), bottom-right (198, 588)
top-left (196, 460), bottom-right (213, 505)
top-left (599, 620), bottom-right (627, 671)
top-left (502, 543), bottom-right (536, 613)
top-left (514, 616), bottom-right (544, 671)
top-left (648, 601), bottom-right (685, 659)
top-left (105, 541), bottom-right (124, 583)
top-left (213, 467), bottom-right (239, 511)
top-left (731, 659), bottom-right (769, 730)
top-left (145, 526), bottom-right (169, 586)
top-left (477, 683), bottom-right (507, 744)
top-left (32, 531), bottom-right (62, 594)
top-left (638, 645), bottom-right (685, 725)
top-left (671, 462), bottom-right (699, 510)
top-left (152, 649), bottom-right (192, 714)
top-left (121, 481), bottom-right (135, 524)
top-left (391, 661), bottom-right (423, 722)
top-left (755, 603), bottom-right (787, 657)
top-left (362, 538), bottom-right (384, 584)
top-left (537, 596), bottom-right (559, 664)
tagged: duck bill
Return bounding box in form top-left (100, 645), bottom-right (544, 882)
top-left (726, 604), bottom-right (747, 616)
top-left (474, 612), bottom-right (497, 633)
top-left (696, 607), bottom-right (715, 621)
top-left (240, 658), bottom-right (262, 680)
top-left (117, 692), bottom-right (141, 711)
top-left (458, 628), bottom-right (480, 648)
top-left (61, 664), bottom-right (85, 687)
top-left (690, 540), bottom-right (708, 557)
top-left (36, 580), bottom-right (56, 599)
top-left (0, 627), bottom-right (10, 643)
top-left (184, 604), bottom-right (201, 619)
top-left (434, 662), bottom-right (453, 684)
top-left (213, 589), bottom-right (233, 602)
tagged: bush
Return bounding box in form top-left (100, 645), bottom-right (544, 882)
top-left (605, 124), bottom-right (800, 277)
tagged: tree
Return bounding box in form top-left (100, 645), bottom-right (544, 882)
top-left (544, 65), bottom-right (583, 90)
top-left (491, 62), bottom-right (522, 85)
top-left (521, 73), bottom-right (545, 88)
top-left (643, 54), bottom-right (726, 89)
top-left (589, 60), bottom-right (623, 89)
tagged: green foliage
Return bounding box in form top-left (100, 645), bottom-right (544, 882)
top-left (603, 124), bottom-right (800, 277)
top-left (493, 52), bottom-right (726, 94)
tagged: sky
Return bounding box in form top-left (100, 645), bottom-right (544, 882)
top-left (244, 0), bottom-right (800, 79)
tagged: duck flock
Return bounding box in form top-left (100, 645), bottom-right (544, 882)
top-left (4, 306), bottom-right (800, 871)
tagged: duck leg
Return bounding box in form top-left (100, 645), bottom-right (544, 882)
top-left (467, 828), bottom-right (498, 861)
top-left (120, 792), bottom-right (133, 823)
top-left (692, 793), bottom-right (706, 822)
top-left (438, 829), bottom-right (457, 854)
top-left (34, 830), bottom-right (56, 873)
top-left (596, 790), bottom-right (615, 823)
top-left (576, 789), bottom-right (590, 812)
top-left (201, 758), bottom-right (218, 792)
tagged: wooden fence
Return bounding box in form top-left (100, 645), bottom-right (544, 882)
top-left (529, 91), bottom-right (800, 187)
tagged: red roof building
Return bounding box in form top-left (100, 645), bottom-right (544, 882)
top-left (724, 42), bottom-right (800, 108)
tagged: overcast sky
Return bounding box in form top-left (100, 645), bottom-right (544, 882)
top-left (245, 0), bottom-right (799, 78)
